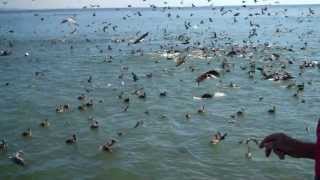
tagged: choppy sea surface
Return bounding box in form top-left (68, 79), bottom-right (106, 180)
top-left (0, 4), bottom-right (320, 180)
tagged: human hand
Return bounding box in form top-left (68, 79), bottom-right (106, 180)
top-left (259, 133), bottom-right (300, 160)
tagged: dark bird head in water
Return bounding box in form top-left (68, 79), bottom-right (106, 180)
top-left (88, 75), bottom-right (92, 83)
top-left (90, 120), bottom-right (99, 129)
top-left (134, 120), bottom-right (144, 128)
top-left (22, 128), bottom-right (32, 137)
top-left (160, 91), bottom-right (167, 97)
top-left (123, 97), bottom-right (130, 103)
top-left (131, 72), bottom-right (139, 82)
top-left (78, 94), bottom-right (85, 100)
top-left (85, 100), bottom-right (94, 107)
top-left (201, 93), bottom-right (213, 98)
top-left (268, 106), bottom-right (276, 113)
top-left (110, 139), bottom-right (117, 145)
top-left (40, 119), bottom-right (50, 128)
top-left (146, 73), bottom-right (153, 78)
top-left (198, 105), bottom-right (205, 114)
top-left (66, 134), bottom-right (77, 144)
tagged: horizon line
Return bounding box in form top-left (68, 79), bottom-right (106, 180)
top-left (0, 3), bottom-right (319, 12)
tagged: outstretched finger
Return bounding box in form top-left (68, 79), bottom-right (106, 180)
top-left (264, 142), bottom-right (273, 157)
top-left (274, 148), bottom-right (285, 160)
top-left (265, 147), bottom-right (272, 157)
top-left (259, 134), bottom-right (280, 148)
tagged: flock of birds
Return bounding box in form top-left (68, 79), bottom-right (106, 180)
top-left (0, 0), bottom-right (319, 172)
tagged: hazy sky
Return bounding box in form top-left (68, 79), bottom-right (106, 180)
top-left (1, 0), bottom-right (320, 9)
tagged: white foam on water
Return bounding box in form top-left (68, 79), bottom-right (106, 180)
top-left (214, 92), bottom-right (225, 97)
top-left (193, 96), bottom-right (202, 100)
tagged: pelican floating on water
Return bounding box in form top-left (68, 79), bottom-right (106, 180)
top-left (9, 151), bottom-right (25, 166)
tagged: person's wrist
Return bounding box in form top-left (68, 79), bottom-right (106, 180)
top-left (289, 139), bottom-right (315, 159)
top-left (281, 136), bottom-right (301, 157)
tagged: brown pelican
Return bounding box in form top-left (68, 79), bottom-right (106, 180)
top-left (210, 132), bottom-right (227, 144)
top-left (100, 139), bottom-right (117, 152)
top-left (9, 151), bottom-right (25, 166)
top-left (196, 70), bottom-right (220, 85)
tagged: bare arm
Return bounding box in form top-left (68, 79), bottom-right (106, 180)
top-left (259, 133), bottom-right (316, 160)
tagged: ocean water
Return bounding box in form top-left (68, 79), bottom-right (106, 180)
top-left (0, 4), bottom-right (320, 180)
